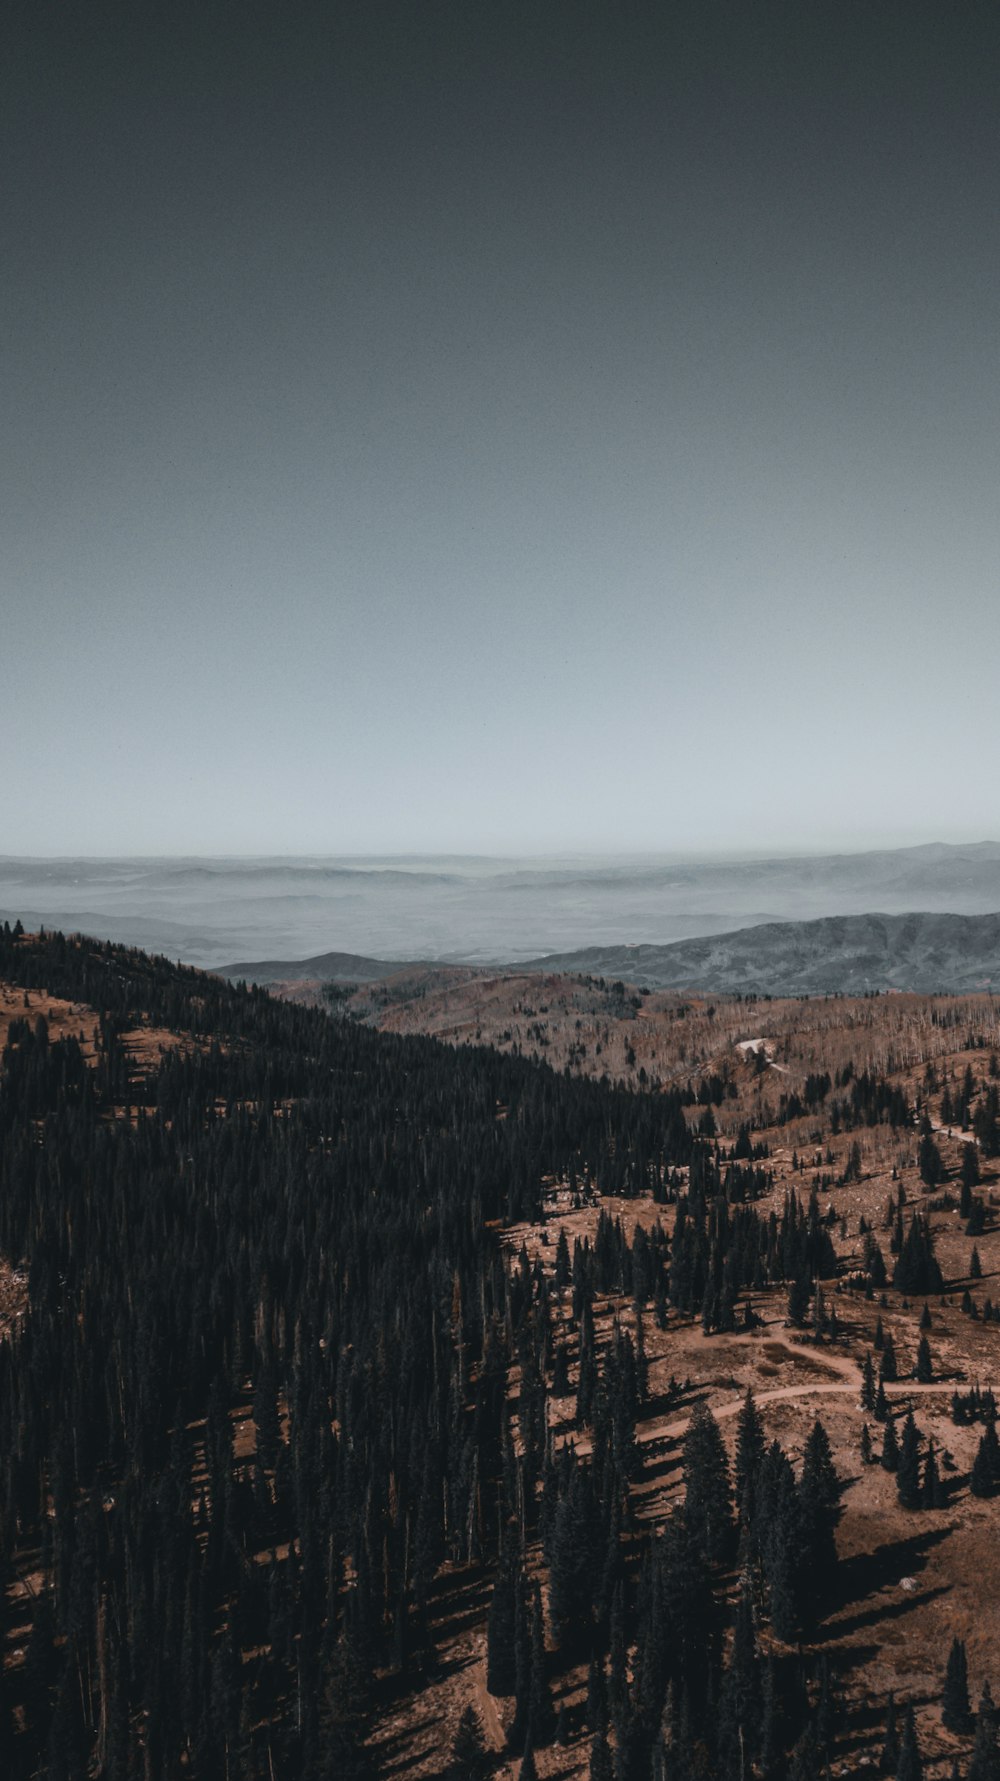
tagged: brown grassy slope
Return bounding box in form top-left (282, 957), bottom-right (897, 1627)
top-left (364, 987), bottom-right (1000, 1781)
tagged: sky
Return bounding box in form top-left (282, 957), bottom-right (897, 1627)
top-left (4, 0), bottom-right (1000, 858)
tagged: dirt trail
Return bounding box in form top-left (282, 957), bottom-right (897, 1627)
top-left (640, 1373), bottom-right (969, 1453)
top-left (930, 1116), bottom-right (980, 1148)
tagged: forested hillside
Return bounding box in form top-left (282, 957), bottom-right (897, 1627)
top-left (0, 926), bottom-right (705, 1778)
top-left (5, 927), bottom-right (1000, 1781)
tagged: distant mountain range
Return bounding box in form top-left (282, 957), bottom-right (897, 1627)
top-left (520, 910), bottom-right (1000, 994)
top-left (225, 950), bottom-right (428, 985)
top-left (223, 910), bottom-right (1000, 997)
top-left (8, 842), bottom-right (1000, 977)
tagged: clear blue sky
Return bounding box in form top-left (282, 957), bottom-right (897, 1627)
top-left (4, 2), bottom-right (1000, 855)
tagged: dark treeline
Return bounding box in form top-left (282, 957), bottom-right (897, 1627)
top-left (0, 928), bottom-right (846, 1779)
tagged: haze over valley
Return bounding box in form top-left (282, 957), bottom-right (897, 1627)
top-left (6, 841), bottom-right (1000, 979)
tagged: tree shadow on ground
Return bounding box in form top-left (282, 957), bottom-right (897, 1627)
top-left (830, 1521), bottom-right (954, 1617)
top-left (371, 1708), bottom-right (446, 1777)
top-left (835, 1686), bottom-right (945, 1762)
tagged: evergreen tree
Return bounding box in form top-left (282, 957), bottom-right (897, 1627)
top-left (969, 1707), bottom-right (1000, 1781)
top-left (734, 1391), bottom-right (766, 1518)
top-left (962, 1141), bottom-right (980, 1187)
top-left (917, 1129), bottom-right (944, 1188)
top-left (683, 1404), bottom-right (733, 1565)
top-left (589, 1729), bottom-right (614, 1781)
top-left (971, 1428), bottom-right (1000, 1499)
top-left (526, 1584), bottom-right (555, 1747)
top-left (487, 1552), bottom-right (519, 1696)
top-left (451, 1705), bottom-right (491, 1781)
top-left (896, 1704), bottom-right (923, 1781)
top-left (894, 1215), bottom-right (944, 1295)
top-left (881, 1413), bottom-right (899, 1473)
top-left (896, 1414), bottom-right (922, 1510)
top-left (318, 1632), bottom-right (376, 1781)
top-left (586, 1654), bottom-right (607, 1732)
top-left (942, 1638), bottom-right (972, 1734)
top-left (718, 1573), bottom-right (760, 1772)
top-left (922, 1442), bottom-right (945, 1509)
top-left (798, 1418), bottom-right (841, 1592)
top-left (815, 1654), bottom-right (838, 1760)
top-left (549, 1464), bottom-right (598, 1651)
top-left (787, 1723), bottom-right (819, 1781)
top-left (787, 1269), bottom-right (812, 1327)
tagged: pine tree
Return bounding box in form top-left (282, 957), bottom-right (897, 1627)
top-left (718, 1573), bottom-right (760, 1772)
top-left (759, 1654), bottom-right (783, 1779)
top-left (881, 1413), bottom-right (899, 1473)
top-left (787, 1269), bottom-right (812, 1327)
top-left (968, 1704), bottom-right (1000, 1781)
top-left (589, 1728), bottom-right (614, 1781)
top-left (971, 1429), bottom-right (1000, 1499)
top-left (798, 1418), bottom-right (841, 1595)
top-left (861, 1422), bottom-right (873, 1465)
top-left (318, 1632), bottom-right (375, 1781)
top-left (451, 1705), bottom-right (491, 1780)
top-left (555, 1227), bottom-right (571, 1290)
top-left (486, 1551), bottom-right (519, 1695)
top-left (915, 1336), bottom-right (933, 1383)
top-left (683, 1403), bottom-right (733, 1564)
top-left (897, 1413), bottom-right (922, 1510)
top-left (815, 1654), bottom-right (838, 1759)
top-left (586, 1653), bottom-right (607, 1732)
top-left (942, 1638), bottom-right (972, 1733)
top-left (734, 1390), bottom-right (766, 1517)
top-left (548, 1465), bottom-right (597, 1650)
top-left (526, 1584), bottom-right (555, 1746)
top-left (861, 1353), bottom-right (877, 1413)
top-left (963, 1143), bottom-right (981, 1189)
top-left (787, 1723), bottom-right (819, 1781)
top-left (918, 1129), bottom-right (944, 1188)
top-left (896, 1704), bottom-right (923, 1781)
top-left (921, 1442), bottom-right (945, 1509)
top-left (765, 1457), bottom-right (804, 1641)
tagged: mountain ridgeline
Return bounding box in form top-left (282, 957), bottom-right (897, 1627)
top-left (523, 909), bottom-right (1000, 994)
top-left (7, 840), bottom-right (1000, 971)
top-left (227, 910), bottom-right (1000, 998)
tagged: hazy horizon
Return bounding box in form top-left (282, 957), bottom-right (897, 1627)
top-left (3, 835), bottom-right (1000, 867)
top-left (5, 840), bottom-right (1000, 971)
